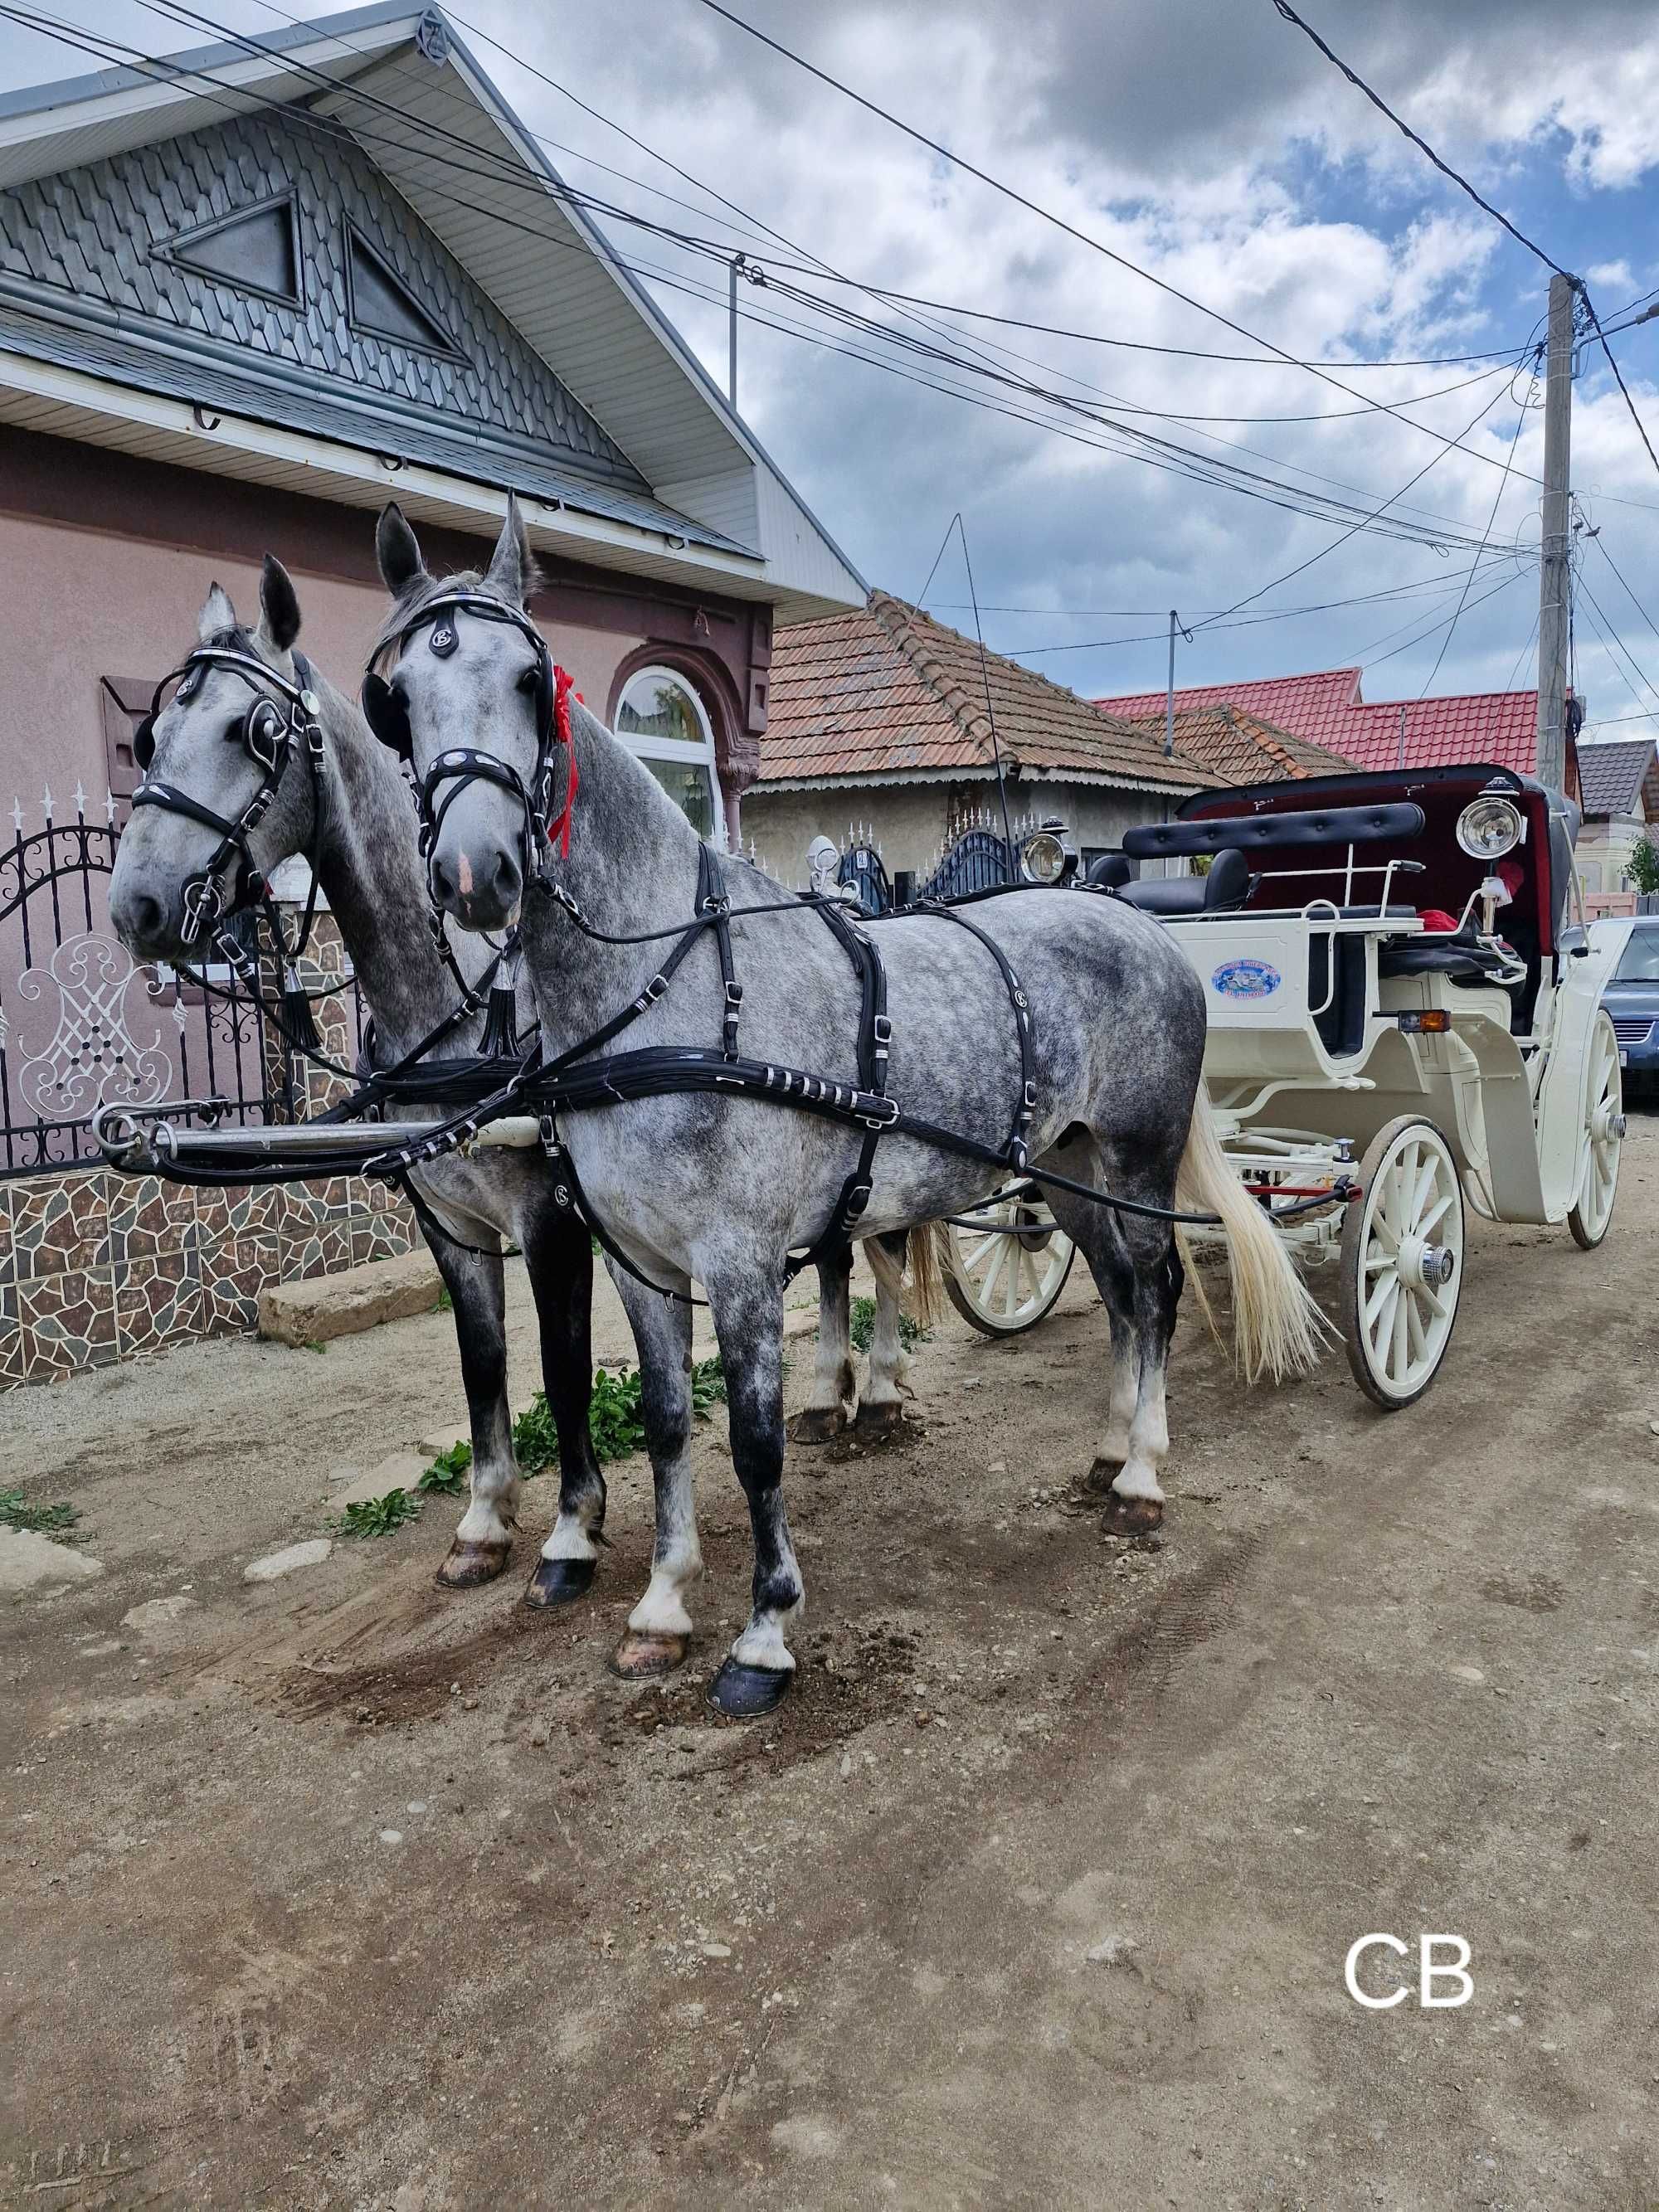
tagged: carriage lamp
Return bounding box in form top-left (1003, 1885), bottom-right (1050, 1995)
top-left (1455, 794), bottom-right (1523, 862)
top-left (1020, 828), bottom-right (1076, 885)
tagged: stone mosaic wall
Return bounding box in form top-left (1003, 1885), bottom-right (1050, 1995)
top-left (0, 1165), bottom-right (419, 1387)
top-left (2, 902), bottom-right (421, 1389)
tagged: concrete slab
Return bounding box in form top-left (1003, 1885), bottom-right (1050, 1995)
top-left (243, 1538), bottom-right (333, 1583)
top-left (328, 1451), bottom-right (430, 1506)
top-left (0, 1529), bottom-right (103, 1594)
top-left (257, 1251), bottom-right (441, 1349)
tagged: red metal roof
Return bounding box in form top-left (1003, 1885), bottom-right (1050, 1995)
top-left (1092, 667), bottom-right (1558, 782)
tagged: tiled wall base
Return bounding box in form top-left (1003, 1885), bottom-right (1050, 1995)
top-left (0, 1168), bottom-right (421, 1387)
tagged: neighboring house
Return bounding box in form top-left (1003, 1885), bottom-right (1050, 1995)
top-left (1116, 703), bottom-right (1352, 789)
top-left (0, 1), bottom-right (864, 841)
top-left (1574, 737), bottom-right (1659, 897)
top-left (747, 594), bottom-right (1335, 882)
top-left (1092, 668), bottom-right (1580, 798)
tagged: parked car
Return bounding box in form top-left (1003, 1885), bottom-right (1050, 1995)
top-left (1591, 916), bottom-right (1659, 1091)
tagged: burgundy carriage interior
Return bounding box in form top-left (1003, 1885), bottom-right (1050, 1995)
top-left (1125, 765), bottom-right (1571, 1050)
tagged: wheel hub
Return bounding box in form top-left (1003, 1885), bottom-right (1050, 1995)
top-left (1593, 1102), bottom-right (1626, 1145)
top-left (1395, 1234), bottom-right (1455, 1291)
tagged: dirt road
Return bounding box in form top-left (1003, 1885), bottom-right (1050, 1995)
top-left (3, 1125), bottom-right (1658, 2209)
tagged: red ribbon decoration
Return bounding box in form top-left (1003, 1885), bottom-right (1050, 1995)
top-left (547, 663), bottom-right (578, 857)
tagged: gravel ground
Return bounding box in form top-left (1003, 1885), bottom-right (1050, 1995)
top-left (2, 1121), bottom-right (1657, 2210)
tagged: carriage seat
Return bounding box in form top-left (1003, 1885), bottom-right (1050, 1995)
top-left (1376, 933), bottom-right (1518, 986)
top-left (1087, 845), bottom-right (1252, 915)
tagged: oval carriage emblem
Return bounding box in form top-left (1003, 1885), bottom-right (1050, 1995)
top-left (1211, 958), bottom-right (1281, 999)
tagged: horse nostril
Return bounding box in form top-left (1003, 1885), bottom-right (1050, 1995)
top-left (429, 852), bottom-right (458, 907)
top-left (112, 886), bottom-right (165, 947)
top-left (491, 849), bottom-right (523, 906)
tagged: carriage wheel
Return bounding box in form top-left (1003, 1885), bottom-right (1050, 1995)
top-left (1339, 1116), bottom-right (1464, 1411)
top-left (941, 1190), bottom-right (1076, 1337)
top-left (1568, 1011), bottom-right (1623, 1251)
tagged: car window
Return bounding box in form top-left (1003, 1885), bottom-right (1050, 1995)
top-left (1612, 929), bottom-right (1659, 982)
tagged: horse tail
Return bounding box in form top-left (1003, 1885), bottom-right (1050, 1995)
top-left (1175, 1090), bottom-right (1325, 1383)
top-left (906, 1222), bottom-right (945, 1328)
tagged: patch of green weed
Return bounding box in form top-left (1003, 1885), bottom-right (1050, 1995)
top-left (848, 1296), bottom-right (929, 1354)
top-left (417, 1440), bottom-right (472, 1495)
top-left (327, 1488), bottom-right (422, 1539)
top-left (513, 1356), bottom-right (727, 1474)
top-left (0, 1488), bottom-right (85, 1544)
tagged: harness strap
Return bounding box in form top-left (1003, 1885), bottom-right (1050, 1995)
top-left (700, 844), bottom-right (743, 1061)
top-left (912, 899), bottom-right (1038, 1169)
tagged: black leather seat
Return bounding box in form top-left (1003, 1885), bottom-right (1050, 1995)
top-left (1087, 845), bottom-right (1252, 916)
top-left (1377, 934), bottom-right (1515, 984)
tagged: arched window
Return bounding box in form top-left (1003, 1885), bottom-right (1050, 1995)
top-left (615, 665), bottom-right (722, 842)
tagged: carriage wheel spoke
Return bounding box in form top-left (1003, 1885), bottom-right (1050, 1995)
top-left (1419, 1190), bottom-right (1453, 1237)
top-left (1363, 1265), bottom-right (1397, 1330)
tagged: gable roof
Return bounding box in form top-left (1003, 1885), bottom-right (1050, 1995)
top-left (1578, 737), bottom-right (1659, 819)
top-left (0, 4), bottom-right (864, 620)
top-left (1092, 666), bottom-right (1554, 782)
top-left (760, 593), bottom-right (1236, 794)
top-left (1117, 702), bottom-right (1354, 787)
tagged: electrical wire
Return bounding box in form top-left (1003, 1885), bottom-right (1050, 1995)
top-left (1267, 1), bottom-right (1573, 281)
top-left (1417, 363), bottom-right (1534, 695)
top-left (687, 0), bottom-right (1551, 479)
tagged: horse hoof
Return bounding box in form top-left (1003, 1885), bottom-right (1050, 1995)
top-left (708, 1658), bottom-right (792, 1719)
top-left (608, 1630), bottom-right (688, 1680)
top-left (523, 1554), bottom-right (596, 1609)
top-left (1084, 1455), bottom-right (1126, 1493)
top-left (851, 1399), bottom-right (907, 1445)
top-left (788, 1406), bottom-right (847, 1445)
top-left (435, 1539), bottom-right (510, 1589)
top-left (1101, 1493), bottom-right (1163, 1536)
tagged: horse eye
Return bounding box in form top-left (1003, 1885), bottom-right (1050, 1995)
top-left (516, 664), bottom-right (538, 695)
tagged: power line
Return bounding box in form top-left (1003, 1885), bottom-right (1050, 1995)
top-left (688, 0), bottom-right (1549, 479)
top-left (1418, 363), bottom-right (1534, 696)
top-left (1589, 529), bottom-right (1659, 651)
top-left (1267, 1), bottom-right (1573, 281)
top-left (1360, 564), bottom-right (1528, 674)
top-left (1582, 300), bottom-right (1659, 484)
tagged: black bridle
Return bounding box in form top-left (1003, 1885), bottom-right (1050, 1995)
top-left (361, 591), bottom-right (577, 893)
top-left (130, 643), bottom-right (328, 958)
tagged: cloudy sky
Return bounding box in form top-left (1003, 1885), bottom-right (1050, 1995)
top-left (6, 0), bottom-right (1659, 733)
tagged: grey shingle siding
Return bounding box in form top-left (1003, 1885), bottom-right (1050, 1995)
top-left (0, 102), bottom-right (757, 558)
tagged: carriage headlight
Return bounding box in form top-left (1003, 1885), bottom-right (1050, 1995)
top-left (1456, 795), bottom-right (1523, 861)
top-left (1020, 829), bottom-right (1073, 885)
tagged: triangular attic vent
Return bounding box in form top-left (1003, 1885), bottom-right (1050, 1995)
top-left (346, 225), bottom-right (458, 356)
top-left (166, 193), bottom-right (299, 305)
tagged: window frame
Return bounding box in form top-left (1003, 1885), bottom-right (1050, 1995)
top-left (615, 664), bottom-right (724, 845)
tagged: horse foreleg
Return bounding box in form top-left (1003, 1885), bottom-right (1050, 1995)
top-left (426, 1233), bottom-right (518, 1588)
top-left (608, 1278), bottom-right (702, 1678)
top-left (520, 1203), bottom-right (607, 1609)
top-left (702, 1259), bottom-right (800, 1718)
top-left (853, 1232), bottom-right (912, 1442)
top-left (789, 1247), bottom-right (855, 1443)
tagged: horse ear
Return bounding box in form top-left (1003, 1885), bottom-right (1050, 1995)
top-left (257, 554), bottom-right (301, 652)
top-left (484, 493), bottom-right (541, 607)
top-left (197, 581), bottom-right (237, 642)
top-left (376, 503), bottom-right (429, 598)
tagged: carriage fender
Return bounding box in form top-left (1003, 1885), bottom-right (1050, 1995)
top-left (1532, 949), bottom-right (1617, 1223)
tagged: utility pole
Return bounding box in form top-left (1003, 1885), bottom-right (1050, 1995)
top-left (1165, 609), bottom-right (1178, 758)
top-left (1536, 270), bottom-right (1578, 795)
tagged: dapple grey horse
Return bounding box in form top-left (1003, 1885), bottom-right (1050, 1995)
top-left (367, 498), bottom-right (1321, 1717)
top-left (105, 562), bottom-right (902, 1614)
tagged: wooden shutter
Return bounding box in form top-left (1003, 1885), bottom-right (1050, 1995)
top-left (100, 675), bottom-right (153, 827)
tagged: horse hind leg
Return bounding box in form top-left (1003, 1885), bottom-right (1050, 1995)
top-left (427, 1239), bottom-right (519, 1589)
top-left (609, 1278), bottom-right (703, 1680)
top-left (852, 1232), bottom-right (914, 1443)
top-left (790, 1247), bottom-right (855, 1444)
top-left (520, 1206), bottom-right (610, 1609)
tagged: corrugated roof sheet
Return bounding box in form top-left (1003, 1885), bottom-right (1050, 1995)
top-left (1092, 665), bottom-right (1551, 780)
top-left (760, 594), bottom-right (1233, 792)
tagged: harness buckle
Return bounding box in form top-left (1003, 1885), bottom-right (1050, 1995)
top-left (859, 1096), bottom-right (901, 1131)
top-left (1022, 1079), bottom-right (1039, 1112)
top-left (724, 980), bottom-right (744, 1009)
top-left (841, 1182), bottom-right (872, 1225)
top-left (642, 972), bottom-right (669, 1005)
top-left (872, 1014), bottom-right (893, 1044)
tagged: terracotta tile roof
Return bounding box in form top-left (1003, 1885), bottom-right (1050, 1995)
top-left (760, 593), bottom-right (1225, 792)
top-left (1117, 702), bottom-right (1354, 785)
top-left (1579, 737), bottom-right (1659, 819)
top-left (1092, 666), bottom-right (1553, 780)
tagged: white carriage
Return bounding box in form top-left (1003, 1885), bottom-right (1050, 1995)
top-left (941, 764), bottom-right (1624, 1407)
